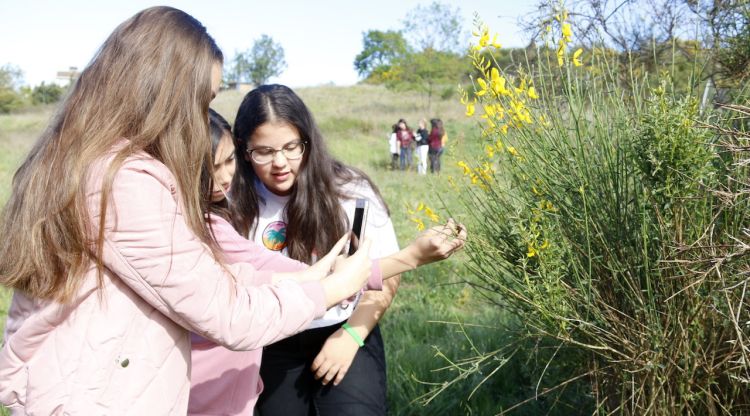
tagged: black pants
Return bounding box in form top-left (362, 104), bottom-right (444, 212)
top-left (257, 324), bottom-right (387, 416)
top-left (429, 148), bottom-right (443, 173)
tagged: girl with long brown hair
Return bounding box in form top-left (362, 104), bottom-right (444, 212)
top-left (231, 85), bottom-right (465, 416)
top-left (0, 8), bottom-right (373, 414)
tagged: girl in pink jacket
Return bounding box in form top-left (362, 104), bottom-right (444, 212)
top-left (0, 7), bottom-right (374, 415)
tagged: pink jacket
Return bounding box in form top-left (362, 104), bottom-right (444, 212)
top-left (188, 216), bottom-right (305, 416)
top-left (188, 218), bottom-right (384, 415)
top-left (0, 151), bottom-right (327, 415)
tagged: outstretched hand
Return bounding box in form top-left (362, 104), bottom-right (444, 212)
top-left (411, 218), bottom-right (467, 266)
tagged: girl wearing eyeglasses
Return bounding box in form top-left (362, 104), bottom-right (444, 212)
top-left (188, 108), bottom-right (466, 416)
top-left (230, 84), bottom-right (452, 416)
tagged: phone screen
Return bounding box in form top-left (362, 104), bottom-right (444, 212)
top-left (348, 198), bottom-right (368, 255)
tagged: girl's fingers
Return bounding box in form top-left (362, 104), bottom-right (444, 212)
top-left (333, 367), bottom-right (348, 386)
top-left (353, 237), bottom-right (372, 258)
top-left (313, 361), bottom-right (332, 380)
top-left (315, 234), bottom-right (351, 270)
top-left (321, 367), bottom-right (339, 385)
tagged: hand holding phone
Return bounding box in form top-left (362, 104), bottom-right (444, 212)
top-left (348, 198), bottom-right (368, 255)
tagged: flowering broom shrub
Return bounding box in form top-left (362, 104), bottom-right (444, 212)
top-left (443, 11), bottom-right (750, 415)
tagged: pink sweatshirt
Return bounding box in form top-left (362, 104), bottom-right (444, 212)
top-left (0, 151), bottom-right (327, 415)
top-left (188, 215), bottom-right (306, 416)
top-left (188, 217), bottom-right (383, 415)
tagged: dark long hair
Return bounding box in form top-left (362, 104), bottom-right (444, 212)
top-left (430, 118), bottom-right (445, 137)
top-left (232, 84), bottom-right (387, 264)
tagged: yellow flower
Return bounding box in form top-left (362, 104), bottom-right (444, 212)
top-left (457, 161), bottom-right (472, 175)
top-left (556, 42), bottom-right (566, 67)
top-left (416, 202), bottom-right (425, 212)
top-left (554, 10), bottom-right (569, 22)
top-left (539, 239), bottom-right (550, 250)
top-left (514, 78), bottom-right (527, 95)
top-left (473, 25), bottom-right (502, 50)
top-left (494, 139), bottom-right (504, 151)
top-left (475, 78), bottom-right (488, 96)
top-left (485, 144), bottom-right (495, 158)
top-left (527, 85), bottom-right (539, 100)
top-left (465, 102), bottom-right (475, 117)
top-left (482, 103), bottom-right (496, 118)
top-left (490, 34), bottom-right (502, 49)
top-left (527, 244), bottom-right (537, 258)
top-left (490, 68), bottom-right (510, 96)
top-left (573, 48), bottom-right (583, 67)
top-left (411, 217), bottom-right (426, 231)
top-left (561, 23), bottom-right (572, 43)
top-left (424, 207), bottom-right (439, 222)
top-left (474, 26), bottom-right (490, 50)
top-left (506, 146), bottom-right (519, 157)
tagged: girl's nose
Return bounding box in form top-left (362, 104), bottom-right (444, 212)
top-left (271, 151), bottom-right (287, 166)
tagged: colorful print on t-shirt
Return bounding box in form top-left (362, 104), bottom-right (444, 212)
top-left (262, 221), bottom-right (287, 251)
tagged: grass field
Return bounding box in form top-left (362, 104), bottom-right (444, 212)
top-left (0, 85), bottom-right (523, 414)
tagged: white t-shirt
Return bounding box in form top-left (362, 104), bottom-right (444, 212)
top-left (251, 179), bottom-right (400, 329)
top-left (388, 132), bottom-right (399, 155)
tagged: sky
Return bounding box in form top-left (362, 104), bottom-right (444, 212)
top-left (0, 0), bottom-right (538, 88)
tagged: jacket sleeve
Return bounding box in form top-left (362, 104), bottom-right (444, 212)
top-left (89, 159), bottom-right (325, 351)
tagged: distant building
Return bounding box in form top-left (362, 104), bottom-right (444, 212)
top-left (56, 67), bottom-right (80, 85)
top-left (223, 81), bottom-right (254, 93)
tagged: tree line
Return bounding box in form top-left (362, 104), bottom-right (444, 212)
top-left (353, 0), bottom-right (749, 111)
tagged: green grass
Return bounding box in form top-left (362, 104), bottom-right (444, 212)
top-left (0, 86), bottom-right (528, 414)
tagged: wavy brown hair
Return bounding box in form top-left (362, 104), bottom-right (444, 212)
top-left (231, 84), bottom-right (388, 264)
top-left (0, 6), bottom-right (223, 302)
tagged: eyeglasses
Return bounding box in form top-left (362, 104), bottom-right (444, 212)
top-left (247, 140), bottom-right (307, 164)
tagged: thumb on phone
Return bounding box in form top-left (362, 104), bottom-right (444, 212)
top-left (352, 237), bottom-right (372, 258)
top-left (307, 233), bottom-right (350, 278)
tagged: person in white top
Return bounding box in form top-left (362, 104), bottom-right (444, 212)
top-left (230, 84), bottom-right (463, 416)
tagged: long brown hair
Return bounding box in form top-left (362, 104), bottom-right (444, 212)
top-left (207, 108), bottom-right (233, 221)
top-left (231, 84), bottom-right (388, 264)
top-left (0, 6), bottom-right (223, 302)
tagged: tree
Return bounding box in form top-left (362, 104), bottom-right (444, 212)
top-left (232, 35), bottom-right (287, 86)
top-left (353, 30), bottom-right (409, 80)
top-left (387, 49), bottom-right (469, 111)
top-left (402, 1), bottom-right (468, 54)
top-left (0, 64), bottom-right (25, 113)
top-left (523, 0), bottom-right (750, 84)
top-left (31, 82), bottom-right (65, 105)
top-left (352, 2), bottom-right (471, 107)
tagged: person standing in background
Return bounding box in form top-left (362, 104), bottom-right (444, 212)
top-left (415, 119), bottom-right (429, 175)
top-left (428, 118), bottom-right (446, 174)
top-left (388, 123), bottom-right (400, 170)
top-left (395, 119), bottom-right (415, 171)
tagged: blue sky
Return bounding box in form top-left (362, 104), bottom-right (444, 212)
top-left (0, 0), bottom-right (537, 88)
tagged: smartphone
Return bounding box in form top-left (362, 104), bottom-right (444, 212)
top-left (348, 198), bottom-right (369, 255)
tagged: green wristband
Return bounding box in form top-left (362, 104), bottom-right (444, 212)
top-left (341, 323), bottom-right (365, 347)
